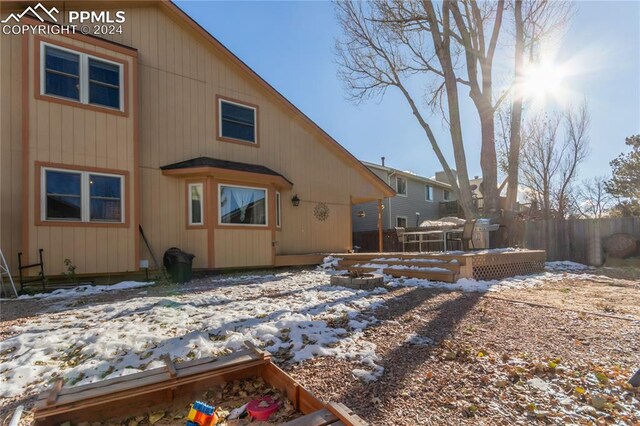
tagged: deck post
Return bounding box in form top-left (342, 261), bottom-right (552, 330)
top-left (377, 200), bottom-right (383, 253)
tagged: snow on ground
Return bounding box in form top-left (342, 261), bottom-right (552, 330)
top-left (0, 270), bottom-right (387, 398)
top-left (0, 256), bottom-right (598, 399)
top-left (545, 260), bottom-right (590, 272)
top-left (11, 281), bottom-right (154, 301)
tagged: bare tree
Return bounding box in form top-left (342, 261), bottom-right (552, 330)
top-left (335, 0), bottom-right (571, 221)
top-left (575, 176), bottom-right (612, 218)
top-left (520, 102), bottom-right (590, 218)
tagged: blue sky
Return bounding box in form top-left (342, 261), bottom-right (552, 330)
top-left (177, 1), bottom-right (640, 181)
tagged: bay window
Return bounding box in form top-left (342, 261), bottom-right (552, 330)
top-left (188, 183), bottom-right (204, 226)
top-left (219, 184), bottom-right (267, 226)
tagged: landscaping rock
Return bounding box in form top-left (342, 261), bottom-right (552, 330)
top-left (527, 377), bottom-right (550, 392)
top-left (591, 395), bottom-right (607, 411)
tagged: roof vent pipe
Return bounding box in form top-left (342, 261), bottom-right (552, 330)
top-left (381, 156), bottom-right (385, 167)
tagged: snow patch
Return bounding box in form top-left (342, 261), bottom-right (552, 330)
top-left (12, 281), bottom-right (154, 301)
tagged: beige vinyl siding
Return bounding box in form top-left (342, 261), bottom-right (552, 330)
top-left (26, 33), bottom-right (137, 275)
top-left (107, 4), bottom-right (384, 265)
top-left (1, 3), bottom-right (390, 275)
top-left (214, 229), bottom-right (272, 268)
top-left (0, 30), bottom-right (24, 274)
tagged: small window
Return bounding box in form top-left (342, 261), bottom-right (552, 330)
top-left (219, 99), bottom-right (256, 143)
top-left (396, 176), bottom-right (407, 196)
top-left (89, 58), bottom-right (121, 109)
top-left (89, 174), bottom-right (122, 222)
top-left (275, 191), bottom-right (281, 228)
top-left (42, 167), bottom-right (124, 223)
top-left (40, 41), bottom-right (123, 111)
top-left (188, 183), bottom-right (204, 226)
top-left (44, 46), bottom-right (80, 101)
top-left (45, 170), bottom-right (82, 220)
top-left (425, 185), bottom-right (433, 201)
top-left (396, 216), bottom-right (407, 228)
top-left (219, 185), bottom-right (267, 226)
top-left (444, 190), bottom-right (452, 201)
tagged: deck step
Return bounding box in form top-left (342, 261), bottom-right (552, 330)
top-left (337, 259), bottom-right (461, 274)
top-left (336, 253), bottom-right (467, 266)
top-left (342, 266), bottom-right (457, 283)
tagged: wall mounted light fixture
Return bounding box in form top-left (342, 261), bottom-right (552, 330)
top-left (291, 194), bottom-right (300, 207)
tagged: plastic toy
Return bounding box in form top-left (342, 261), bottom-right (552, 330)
top-left (186, 401), bottom-right (218, 426)
top-left (247, 396), bottom-right (280, 421)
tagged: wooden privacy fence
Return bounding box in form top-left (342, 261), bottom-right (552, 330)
top-left (353, 217), bottom-right (640, 266)
top-left (496, 217), bottom-right (640, 265)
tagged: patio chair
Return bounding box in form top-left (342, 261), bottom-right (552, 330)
top-left (447, 219), bottom-right (477, 251)
top-left (395, 227), bottom-right (420, 252)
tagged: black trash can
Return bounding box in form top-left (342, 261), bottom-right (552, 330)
top-left (163, 247), bottom-right (195, 283)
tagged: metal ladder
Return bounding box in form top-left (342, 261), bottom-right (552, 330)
top-left (0, 249), bottom-right (18, 297)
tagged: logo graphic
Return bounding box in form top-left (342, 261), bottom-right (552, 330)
top-left (1, 3), bottom-right (59, 24)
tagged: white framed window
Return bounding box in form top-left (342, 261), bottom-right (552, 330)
top-left (425, 185), bottom-right (433, 201)
top-left (275, 191), bottom-right (281, 228)
top-left (443, 190), bottom-right (452, 201)
top-left (396, 176), bottom-right (407, 196)
top-left (188, 183), bottom-right (204, 226)
top-left (218, 98), bottom-right (257, 144)
top-left (218, 184), bottom-right (267, 226)
top-left (396, 216), bottom-right (407, 228)
top-left (41, 41), bottom-right (124, 111)
top-left (41, 167), bottom-right (124, 223)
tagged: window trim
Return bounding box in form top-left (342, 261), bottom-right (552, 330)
top-left (425, 185), bottom-right (433, 201)
top-left (275, 191), bottom-right (282, 228)
top-left (443, 190), bottom-right (452, 201)
top-left (35, 162), bottom-right (129, 228)
top-left (216, 95), bottom-right (259, 147)
top-left (35, 37), bottom-right (129, 117)
top-left (187, 182), bottom-right (205, 227)
top-left (396, 216), bottom-right (408, 228)
top-left (39, 164), bottom-right (125, 225)
top-left (396, 176), bottom-right (408, 197)
top-left (217, 183), bottom-right (269, 228)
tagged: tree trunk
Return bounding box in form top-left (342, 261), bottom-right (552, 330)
top-left (505, 0), bottom-right (524, 214)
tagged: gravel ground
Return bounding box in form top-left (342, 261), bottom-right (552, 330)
top-left (288, 285), bottom-right (640, 425)
top-left (1, 267), bottom-right (639, 425)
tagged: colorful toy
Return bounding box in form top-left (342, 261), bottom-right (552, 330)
top-left (246, 396), bottom-right (280, 421)
top-left (186, 401), bottom-right (218, 426)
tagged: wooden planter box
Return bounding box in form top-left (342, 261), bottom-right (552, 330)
top-left (33, 343), bottom-right (366, 426)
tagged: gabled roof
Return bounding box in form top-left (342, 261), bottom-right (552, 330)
top-left (161, 156), bottom-right (293, 186)
top-left (157, 1), bottom-right (394, 198)
top-left (361, 161), bottom-right (452, 189)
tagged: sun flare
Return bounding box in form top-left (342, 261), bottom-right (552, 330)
top-left (522, 62), bottom-right (568, 101)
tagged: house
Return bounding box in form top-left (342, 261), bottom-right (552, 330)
top-left (0, 1), bottom-right (394, 278)
top-left (352, 159), bottom-right (455, 232)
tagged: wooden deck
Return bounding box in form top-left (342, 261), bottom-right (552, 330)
top-left (333, 250), bottom-right (546, 282)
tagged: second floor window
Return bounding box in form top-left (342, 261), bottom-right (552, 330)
top-left (42, 43), bottom-right (123, 111)
top-left (425, 185), bottom-right (433, 201)
top-left (219, 99), bottom-right (257, 144)
top-left (396, 176), bottom-right (407, 196)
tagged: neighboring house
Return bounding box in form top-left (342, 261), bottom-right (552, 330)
top-left (0, 1), bottom-right (394, 276)
top-left (352, 160), bottom-right (455, 232)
